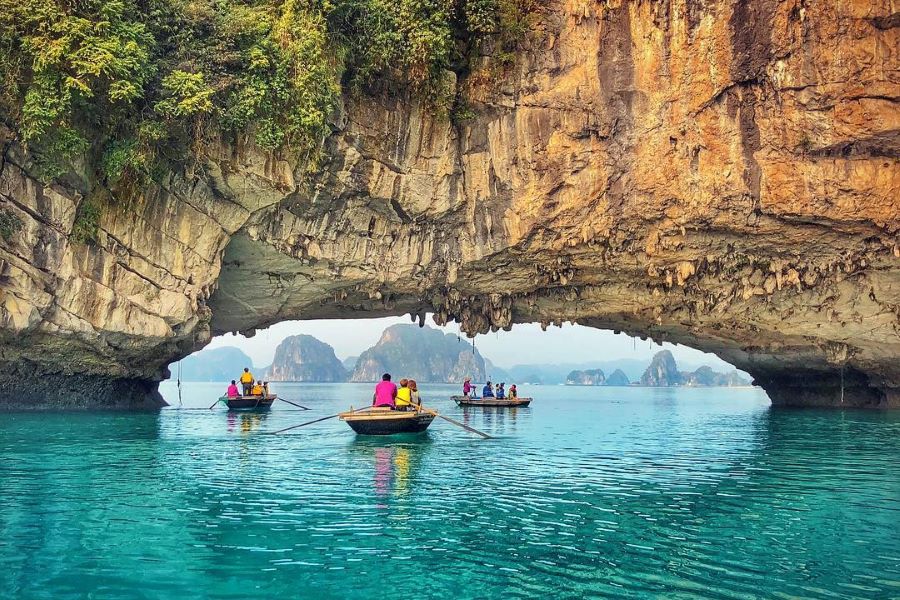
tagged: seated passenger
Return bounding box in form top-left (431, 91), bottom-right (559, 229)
top-left (509, 384), bottom-right (518, 399)
top-left (396, 378), bottom-right (412, 410)
top-left (251, 382), bottom-right (264, 396)
top-left (482, 381), bottom-right (494, 397)
top-left (496, 383), bottom-right (506, 399)
top-left (408, 380), bottom-right (421, 407)
top-left (373, 373), bottom-right (397, 408)
top-left (227, 380), bottom-right (240, 398)
top-left (262, 381), bottom-right (270, 397)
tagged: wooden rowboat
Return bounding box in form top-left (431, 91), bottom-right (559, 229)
top-left (339, 407), bottom-right (435, 435)
top-left (452, 396), bottom-right (532, 407)
top-left (222, 395), bottom-right (277, 410)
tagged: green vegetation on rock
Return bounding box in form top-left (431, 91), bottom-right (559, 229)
top-left (0, 0), bottom-right (537, 188)
top-left (0, 207), bottom-right (23, 241)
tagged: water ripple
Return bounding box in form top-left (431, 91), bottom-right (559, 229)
top-left (1, 383), bottom-right (898, 599)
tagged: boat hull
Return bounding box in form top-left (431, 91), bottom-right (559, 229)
top-left (341, 408), bottom-right (435, 435)
top-left (452, 396), bottom-right (532, 407)
top-left (223, 395), bottom-right (276, 410)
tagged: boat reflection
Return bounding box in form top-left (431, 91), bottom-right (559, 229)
top-left (461, 405), bottom-right (522, 435)
top-left (226, 411), bottom-right (267, 434)
top-left (349, 438), bottom-right (432, 508)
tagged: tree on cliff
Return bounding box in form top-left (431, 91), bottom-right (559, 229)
top-left (0, 0), bottom-right (539, 198)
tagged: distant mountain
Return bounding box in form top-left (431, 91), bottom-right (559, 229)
top-left (682, 366), bottom-right (750, 387)
top-left (507, 359), bottom-right (649, 384)
top-left (169, 346), bottom-right (253, 382)
top-left (342, 356), bottom-right (359, 371)
top-left (265, 335), bottom-right (348, 382)
top-left (605, 369), bottom-right (630, 386)
top-left (641, 350), bottom-right (682, 386)
top-left (350, 324), bottom-right (486, 383)
top-left (641, 351), bottom-right (752, 387)
top-left (566, 368), bottom-right (606, 386)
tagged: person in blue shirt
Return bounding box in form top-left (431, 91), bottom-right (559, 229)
top-left (482, 381), bottom-right (494, 397)
top-left (496, 383), bottom-right (506, 399)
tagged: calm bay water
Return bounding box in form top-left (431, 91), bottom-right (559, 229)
top-left (1, 383), bottom-right (899, 599)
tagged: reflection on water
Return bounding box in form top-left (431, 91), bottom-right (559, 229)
top-left (226, 411), bottom-right (267, 434)
top-left (1, 383), bottom-right (899, 599)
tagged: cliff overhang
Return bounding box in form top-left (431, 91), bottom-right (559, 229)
top-left (0, 0), bottom-right (897, 408)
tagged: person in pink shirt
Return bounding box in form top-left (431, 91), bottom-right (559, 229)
top-left (226, 380), bottom-right (240, 398)
top-left (373, 373), bottom-right (397, 408)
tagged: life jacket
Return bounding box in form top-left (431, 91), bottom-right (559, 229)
top-left (396, 386), bottom-right (412, 407)
top-left (251, 384), bottom-right (263, 395)
top-left (240, 372), bottom-right (254, 384)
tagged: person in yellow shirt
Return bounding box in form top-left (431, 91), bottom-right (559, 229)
top-left (395, 378), bottom-right (412, 410)
top-left (240, 368), bottom-right (254, 396)
top-left (251, 382), bottom-right (264, 396)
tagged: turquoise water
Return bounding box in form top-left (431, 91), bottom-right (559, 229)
top-left (2, 383), bottom-right (899, 599)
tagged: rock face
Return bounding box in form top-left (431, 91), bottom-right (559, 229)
top-left (172, 346), bottom-right (253, 382)
top-left (641, 351), bottom-right (683, 386)
top-left (350, 324), bottom-right (485, 383)
top-left (566, 369), bottom-right (606, 386)
top-left (682, 366), bottom-right (750, 387)
top-left (0, 0), bottom-right (898, 408)
top-left (640, 350), bottom-right (751, 386)
top-left (265, 335), bottom-right (347, 382)
top-left (606, 369), bottom-right (631, 386)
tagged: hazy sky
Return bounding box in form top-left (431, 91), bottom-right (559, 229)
top-left (204, 314), bottom-right (735, 370)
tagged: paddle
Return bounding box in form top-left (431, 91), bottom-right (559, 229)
top-left (420, 408), bottom-right (493, 439)
top-left (278, 398), bottom-right (311, 410)
top-left (208, 398), bottom-right (223, 410)
top-left (268, 406), bottom-right (372, 435)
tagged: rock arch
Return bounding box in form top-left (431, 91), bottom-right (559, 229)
top-left (0, 0), bottom-right (897, 408)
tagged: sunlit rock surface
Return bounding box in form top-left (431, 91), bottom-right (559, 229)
top-left (0, 0), bottom-right (897, 407)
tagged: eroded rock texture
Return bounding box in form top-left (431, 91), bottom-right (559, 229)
top-left (1, 0), bottom-right (898, 408)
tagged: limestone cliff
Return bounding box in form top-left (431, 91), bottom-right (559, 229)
top-left (641, 351), bottom-right (683, 386)
top-left (606, 369), bottom-right (631, 386)
top-left (0, 0), bottom-right (898, 408)
top-left (350, 324), bottom-right (486, 383)
top-left (566, 369), bottom-right (606, 386)
top-left (265, 335), bottom-right (347, 382)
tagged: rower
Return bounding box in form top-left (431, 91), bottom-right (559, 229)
top-left (240, 368), bottom-right (254, 396)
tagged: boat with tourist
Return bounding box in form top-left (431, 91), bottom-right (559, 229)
top-left (339, 406), bottom-right (435, 435)
top-left (452, 396), bottom-right (532, 407)
top-left (222, 394), bottom-right (277, 410)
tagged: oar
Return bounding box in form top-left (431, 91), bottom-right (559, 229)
top-left (278, 398), bottom-right (311, 410)
top-left (421, 408), bottom-right (492, 439)
top-left (268, 406), bottom-right (372, 435)
top-left (208, 397), bottom-right (224, 410)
